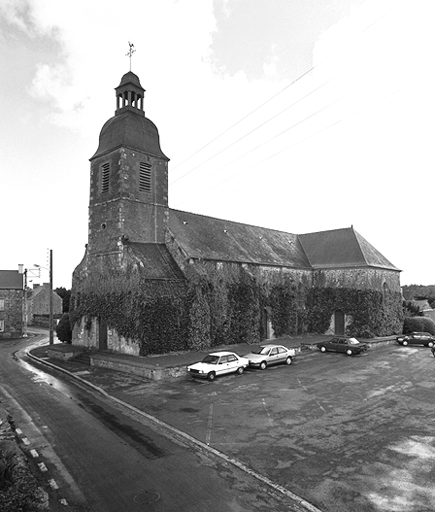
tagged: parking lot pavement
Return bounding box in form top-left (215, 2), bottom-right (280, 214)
top-left (30, 340), bottom-right (435, 512)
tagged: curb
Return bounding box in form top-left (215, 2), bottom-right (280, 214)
top-left (26, 350), bottom-right (324, 512)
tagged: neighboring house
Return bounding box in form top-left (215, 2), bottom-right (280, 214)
top-left (71, 71), bottom-right (403, 356)
top-left (412, 299), bottom-right (435, 323)
top-left (0, 270), bottom-right (24, 339)
top-left (26, 283), bottom-right (63, 326)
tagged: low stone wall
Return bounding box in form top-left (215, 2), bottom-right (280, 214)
top-left (47, 344), bottom-right (87, 361)
top-left (90, 355), bottom-right (188, 380)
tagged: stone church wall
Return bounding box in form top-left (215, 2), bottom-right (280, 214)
top-left (89, 149), bottom-right (168, 255)
top-left (312, 267), bottom-right (401, 292)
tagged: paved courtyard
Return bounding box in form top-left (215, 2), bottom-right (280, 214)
top-left (93, 342), bottom-right (435, 512)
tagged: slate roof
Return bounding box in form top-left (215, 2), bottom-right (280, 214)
top-left (128, 243), bottom-right (185, 280)
top-left (91, 111), bottom-right (168, 161)
top-left (168, 209), bottom-right (312, 268)
top-left (299, 227), bottom-right (399, 271)
top-left (0, 270), bottom-right (24, 290)
top-left (168, 211), bottom-right (398, 272)
top-left (117, 71), bottom-right (143, 89)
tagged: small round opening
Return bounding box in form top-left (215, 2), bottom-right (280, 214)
top-left (101, 223), bottom-right (107, 230)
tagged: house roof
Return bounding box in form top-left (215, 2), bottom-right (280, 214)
top-left (127, 243), bottom-right (185, 280)
top-left (0, 270), bottom-right (24, 290)
top-left (298, 227), bottom-right (399, 271)
top-left (168, 210), bottom-right (312, 268)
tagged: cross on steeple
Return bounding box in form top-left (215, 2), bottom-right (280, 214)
top-left (126, 42), bottom-right (136, 71)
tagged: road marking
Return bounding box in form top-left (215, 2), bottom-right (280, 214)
top-left (297, 379), bottom-right (326, 413)
top-left (297, 379), bottom-right (309, 392)
top-left (48, 479), bottom-right (59, 490)
top-left (38, 462), bottom-right (48, 472)
top-left (262, 398), bottom-right (274, 426)
top-left (0, 384), bottom-right (88, 507)
top-left (206, 403), bottom-right (214, 445)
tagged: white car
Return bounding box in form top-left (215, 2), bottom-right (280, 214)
top-left (244, 344), bottom-right (296, 370)
top-left (187, 351), bottom-right (249, 381)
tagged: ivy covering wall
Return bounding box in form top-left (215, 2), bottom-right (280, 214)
top-left (71, 259), bottom-right (403, 355)
top-left (306, 287), bottom-right (403, 337)
top-left (70, 268), bottom-right (190, 355)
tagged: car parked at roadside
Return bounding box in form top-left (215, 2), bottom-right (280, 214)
top-left (396, 331), bottom-right (435, 347)
top-left (243, 344), bottom-right (297, 370)
top-left (187, 351), bottom-right (249, 381)
top-left (317, 337), bottom-right (369, 356)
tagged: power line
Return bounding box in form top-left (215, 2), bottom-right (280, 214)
top-left (174, 77), bottom-right (371, 200)
top-left (177, 87), bottom-right (401, 211)
top-left (169, 66), bottom-right (315, 174)
top-left (169, 3), bottom-right (398, 185)
top-left (170, 71), bottom-right (342, 186)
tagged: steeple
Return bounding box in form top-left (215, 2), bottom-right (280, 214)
top-left (115, 71), bottom-right (145, 115)
top-left (87, 70), bottom-right (169, 257)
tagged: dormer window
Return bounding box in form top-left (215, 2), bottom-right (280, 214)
top-left (101, 163), bottom-right (110, 193)
top-left (139, 162), bottom-right (151, 192)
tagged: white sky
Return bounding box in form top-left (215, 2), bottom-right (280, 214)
top-left (0, 0), bottom-right (433, 289)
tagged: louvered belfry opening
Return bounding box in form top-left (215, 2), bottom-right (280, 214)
top-left (139, 162), bottom-right (152, 192)
top-left (101, 162), bottom-right (110, 193)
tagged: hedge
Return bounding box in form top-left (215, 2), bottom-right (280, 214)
top-left (403, 316), bottom-right (435, 335)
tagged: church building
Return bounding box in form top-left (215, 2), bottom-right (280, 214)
top-left (70, 71), bottom-right (403, 356)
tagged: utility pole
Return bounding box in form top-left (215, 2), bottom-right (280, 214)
top-left (49, 249), bottom-right (53, 345)
top-left (34, 252), bottom-right (53, 344)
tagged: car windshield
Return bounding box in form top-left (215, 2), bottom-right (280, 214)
top-left (250, 346), bottom-right (270, 355)
top-left (348, 338), bottom-right (359, 345)
top-left (202, 355), bottom-right (219, 364)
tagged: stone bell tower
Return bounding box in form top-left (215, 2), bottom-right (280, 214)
top-left (87, 71), bottom-right (169, 262)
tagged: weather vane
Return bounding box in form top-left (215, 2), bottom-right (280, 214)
top-left (126, 42), bottom-right (136, 71)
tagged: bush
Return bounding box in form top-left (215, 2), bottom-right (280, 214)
top-left (403, 316), bottom-right (435, 335)
top-left (56, 313), bottom-right (72, 343)
top-left (0, 445), bottom-right (43, 512)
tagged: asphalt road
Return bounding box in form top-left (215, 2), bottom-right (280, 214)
top-left (0, 336), bottom-right (305, 512)
top-left (89, 342), bottom-right (435, 512)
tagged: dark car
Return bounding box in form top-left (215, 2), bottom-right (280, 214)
top-left (396, 332), bottom-right (435, 347)
top-left (317, 337), bottom-right (369, 356)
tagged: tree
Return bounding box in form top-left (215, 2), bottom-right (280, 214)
top-left (403, 300), bottom-right (422, 317)
top-left (54, 287), bottom-right (71, 313)
top-left (56, 314), bottom-right (72, 343)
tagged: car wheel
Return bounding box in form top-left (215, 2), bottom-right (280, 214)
top-left (402, 340), bottom-right (408, 346)
top-left (428, 342), bottom-right (434, 348)
top-left (236, 366), bottom-right (244, 375)
top-left (320, 346), bottom-right (326, 352)
top-left (285, 356), bottom-right (292, 365)
top-left (260, 361), bottom-right (267, 370)
top-left (346, 349), bottom-right (353, 356)
top-left (207, 372), bottom-right (216, 381)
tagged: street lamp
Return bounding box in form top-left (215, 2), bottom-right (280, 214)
top-left (34, 249), bottom-right (54, 345)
